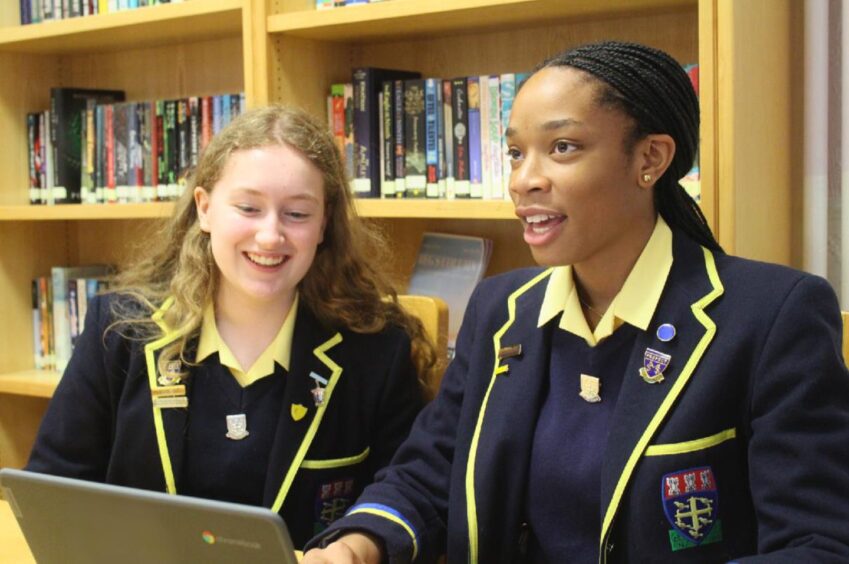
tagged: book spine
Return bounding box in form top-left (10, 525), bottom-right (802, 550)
top-left (351, 68), bottom-right (373, 197)
top-left (451, 77), bottom-right (470, 198)
top-left (201, 96), bottom-right (212, 152)
top-left (441, 79), bottom-right (454, 199)
top-left (424, 78), bottom-right (439, 198)
top-left (155, 100), bottom-right (167, 200)
top-left (38, 276), bottom-right (53, 370)
top-left (189, 96), bottom-right (200, 169)
top-left (43, 110), bottom-right (55, 205)
top-left (467, 76), bottom-right (482, 198)
top-left (51, 267), bottom-right (70, 373)
top-left (27, 113), bottom-right (39, 204)
top-left (140, 102), bottom-right (153, 201)
top-left (403, 79), bottom-right (426, 198)
top-left (128, 101), bottom-right (140, 202)
top-left (478, 75), bottom-right (490, 199)
top-left (95, 105), bottom-right (104, 203)
top-left (67, 278), bottom-right (79, 349)
top-left (380, 80), bottom-right (395, 198)
top-left (486, 75), bottom-right (502, 200)
top-left (32, 279), bottom-right (42, 369)
top-left (177, 98), bottom-right (189, 186)
top-left (499, 73), bottom-right (516, 199)
top-left (105, 104), bottom-right (116, 203)
top-left (49, 92), bottom-right (69, 204)
top-left (113, 103), bottom-right (129, 203)
top-left (165, 100), bottom-right (178, 199)
top-left (392, 80), bottom-right (405, 197)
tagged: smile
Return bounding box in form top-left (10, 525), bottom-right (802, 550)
top-left (524, 214), bottom-right (565, 234)
top-left (245, 252), bottom-right (286, 267)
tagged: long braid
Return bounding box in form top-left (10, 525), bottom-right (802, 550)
top-left (537, 41), bottom-right (723, 253)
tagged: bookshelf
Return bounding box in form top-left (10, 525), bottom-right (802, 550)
top-left (0, 0), bottom-right (797, 470)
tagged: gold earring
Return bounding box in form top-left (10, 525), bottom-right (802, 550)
top-left (642, 173), bottom-right (652, 183)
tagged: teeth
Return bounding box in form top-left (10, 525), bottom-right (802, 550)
top-left (531, 224), bottom-right (554, 234)
top-left (247, 253), bottom-right (284, 266)
top-left (526, 214), bottom-right (556, 224)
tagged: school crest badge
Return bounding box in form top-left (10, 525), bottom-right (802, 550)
top-left (662, 466), bottom-right (722, 551)
top-left (640, 347), bottom-right (671, 383)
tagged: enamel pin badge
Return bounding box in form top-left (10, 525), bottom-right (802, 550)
top-left (225, 414), bottom-right (249, 440)
top-left (640, 348), bottom-right (671, 384)
top-left (579, 373), bottom-right (601, 403)
top-left (157, 360), bottom-right (182, 386)
top-left (309, 371), bottom-right (328, 407)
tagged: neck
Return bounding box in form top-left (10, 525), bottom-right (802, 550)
top-left (214, 289), bottom-right (294, 340)
top-left (573, 214), bottom-right (656, 313)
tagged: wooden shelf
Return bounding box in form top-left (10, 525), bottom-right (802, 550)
top-left (0, 0), bottom-right (243, 54)
top-left (0, 371), bottom-right (60, 399)
top-left (268, 0), bottom-right (695, 41)
top-left (0, 199), bottom-right (517, 221)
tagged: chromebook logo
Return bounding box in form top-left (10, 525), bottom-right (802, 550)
top-left (201, 531), bottom-right (216, 544)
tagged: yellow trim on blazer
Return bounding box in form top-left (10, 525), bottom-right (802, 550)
top-left (645, 427), bottom-right (737, 457)
top-left (599, 247), bottom-right (724, 562)
top-left (270, 332), bottom-right (343, 514)
top-left (465, 269), bottom-right (553, 564)
top-left (302, 446), bottom-right (370, 469)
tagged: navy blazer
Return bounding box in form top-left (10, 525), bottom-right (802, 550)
top-left (27, 293), bottom-right (423, 549)
top-left (312, 232), bottom-right (849, 563)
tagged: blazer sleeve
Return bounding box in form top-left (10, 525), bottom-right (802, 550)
top-left (26, 295), bottom-right (120, 481)
top-left (306, 283), bottom-right (485, 563)
top-left (737, 274), bottom-right (849, 563)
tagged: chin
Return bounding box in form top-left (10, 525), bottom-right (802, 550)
top-left (529, 248), bottom-right (569, 268)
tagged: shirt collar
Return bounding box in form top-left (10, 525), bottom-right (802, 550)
top-left (196, 294), bottom-right (298, 387)
top-left (537, 216), bottom-right (673, 346)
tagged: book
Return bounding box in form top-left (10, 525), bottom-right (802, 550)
top-left (486, 75), bottom-right (502, 200)
top-left (392, 79), bottom-right (406, 197)
top-left (424, 78), bottom-right (440, 198)
top-left (351, 67), bottom-right (421, 197)
top-left (380, 80), bottom-right (395, 198)
top-left (403, 78), bottom-right (426, 198)
top-left (407, 233), bottom-right (492, 353)
top-left (49, 87), bottom-right (125, 204)
top-left (451, 77), bottom-right (470, 198)
top-left (467, 76), bottom-right (483, 198)
top-left (51, 264), bottom-right (113, 373)
top-left (499, 73), bottom-right (516, 198)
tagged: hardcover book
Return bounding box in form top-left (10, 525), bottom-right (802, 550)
top-left (351, 67), bottom-right (421, 197)
top-left (450, 77), bottom-right (470, 198)
top-left (49, 87), bottom-right (125, 204)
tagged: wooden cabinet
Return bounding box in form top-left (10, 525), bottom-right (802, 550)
top-left (0, 0), bottom-right (796, 469)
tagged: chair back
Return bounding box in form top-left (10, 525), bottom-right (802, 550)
top-left (399, 295), bottom-right (449, 400)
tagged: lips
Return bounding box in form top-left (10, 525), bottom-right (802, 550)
top-left (524, 213), bottom-right (565, 234)
top-left (245, 252), bottom-right (287, 267)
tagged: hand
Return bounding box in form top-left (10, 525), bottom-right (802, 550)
top-left (301, 533), bottom-right (384, 564)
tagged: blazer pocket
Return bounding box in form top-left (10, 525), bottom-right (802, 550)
top-left (301, 446), bottom-right (370, 470)
top-left (645, 427), bottom-right (737, 457)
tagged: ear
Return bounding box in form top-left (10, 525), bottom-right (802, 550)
top-left (635, 133), bottom-right (676, 188)
top-left (194, 186), bottom-right (211, 232)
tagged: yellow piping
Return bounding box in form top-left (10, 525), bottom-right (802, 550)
top-left (465, 269), bottom-right (553, 563)
top-left (645, 427), bottom-right (736, 456)
top-left (598, 248), bottom-right (724, 560)
top-left (302, 446), bottom-right (370, 469)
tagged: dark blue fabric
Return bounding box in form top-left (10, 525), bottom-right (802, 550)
top-left (526, 325), bottom-right (636, 563)
top-left (181, 360), bottom-right (286, 506)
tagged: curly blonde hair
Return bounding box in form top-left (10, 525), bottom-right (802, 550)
top-left (109, 105), bottom-right (436, 384)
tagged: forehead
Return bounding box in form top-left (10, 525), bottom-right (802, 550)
top-left (510, 66), bottom-right (621, 132)
top-left (214, 144), bottom-right (325, 198)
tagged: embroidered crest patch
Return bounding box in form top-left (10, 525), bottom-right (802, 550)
top-left (662, 466), bottom-right (721, 549)
top-left (314, 478), bottom-right (355, 535)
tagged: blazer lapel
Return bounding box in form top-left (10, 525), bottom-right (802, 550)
top-left (599, 235), bottom-right (725, 547)
top-left (465, 269), bottom-right (553, 563)
top-left (264, 304), bottom-right (345, 513)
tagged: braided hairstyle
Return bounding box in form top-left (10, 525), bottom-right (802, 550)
top-left (536, 41), bottom-right (722, 252)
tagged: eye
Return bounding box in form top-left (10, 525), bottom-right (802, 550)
top-left (506, 146), bottom-right (523, 161)
top-left (235, 203), bottom-right (260, 214)
top-left (286, 211), bottom-right (310, 220)
top-left (552, 140), bottom-right (577, 154)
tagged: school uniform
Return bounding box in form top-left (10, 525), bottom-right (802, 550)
top-left (27, 292), bottom-right (423, 549)
top-left (311, 218), bottom-right (849, 563)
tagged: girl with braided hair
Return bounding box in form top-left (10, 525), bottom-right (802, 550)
top-left (305, 41), bottom-right (849, 563)
top-left (27, 105), bottom-right (434, 549)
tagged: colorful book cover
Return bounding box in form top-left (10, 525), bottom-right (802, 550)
top-left (478, 75), bottom-right (490, 199)
top-left (441, 79), bottom-right (454, 199)
top-left (424, 78), bottom-right (439, 198)
top-left (486, 75), bottom-right (502, 200)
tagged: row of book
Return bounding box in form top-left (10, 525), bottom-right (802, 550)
top-left (32, 265), bottom-right (113, 372)
top-left (27, 88), bottom-right (245, 205)
top-left (19, 0), bottom-right (183, 25)
top-left (328, 68), bottom-right (531, 201)
top-left (316, 0), bottom-right (389, 9)
top-left (331, 64), bottom-right (702, 201)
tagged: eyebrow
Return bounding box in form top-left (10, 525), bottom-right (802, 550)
top-left (230, 188), bottom-right (321, 203)
top-left (504, 118), bottom-right (583, 140)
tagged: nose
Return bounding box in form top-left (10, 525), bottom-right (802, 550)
top-left (255, 213), bottom-right (284, 247)
top-left (508, 153), bottom-right (551, 200)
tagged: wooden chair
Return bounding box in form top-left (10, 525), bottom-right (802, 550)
top-left (842, 312), bottom-right (849, 367)
top-left (398, 295), bottom-right (449, 400)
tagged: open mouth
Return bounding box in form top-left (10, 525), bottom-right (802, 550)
top-left (245, 252), bottom-right (286, 267)
top-left (524, 213), bottom-right (565, 233)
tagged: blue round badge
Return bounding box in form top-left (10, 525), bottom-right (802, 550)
top-left (657, 323), bottom-right (676, 342)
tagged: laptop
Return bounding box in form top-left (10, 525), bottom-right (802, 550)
top-left (0, 468), bottom-right (299, 564)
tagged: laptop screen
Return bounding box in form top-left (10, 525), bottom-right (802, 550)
top-left (0, 468), bottom-right (299, 564)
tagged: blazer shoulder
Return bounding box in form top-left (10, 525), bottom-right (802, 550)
top-left (477, 267), bottom-right (550, 298)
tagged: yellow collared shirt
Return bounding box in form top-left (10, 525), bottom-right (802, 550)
top-left (195, 294), bottom-right (298, 387)
top-left (537, 217), bottom-right (673, 347)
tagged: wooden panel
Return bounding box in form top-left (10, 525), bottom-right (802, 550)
top-left (70, 219), bottom-right (165, 269)
top-left (0, 372), bottom-right (60, 399)
top-left (715, 0), bottom-right (792, 264)
top-left (58, 36), bottom-right (244, 103)
top-left (0, 0), bottom-right (243, 55)
top-left (0, 203), bottom-right (174, 221)
top-left (0, 501), bottom-right (35, 564)
top-left (0, 223), bottom-right (68, 375)
top-left (269, 0), bottom-right (696, 42)
top-left (271, 34), bottom-right (351, 117)
top-left (0, 395), bottom-right (49, 469)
